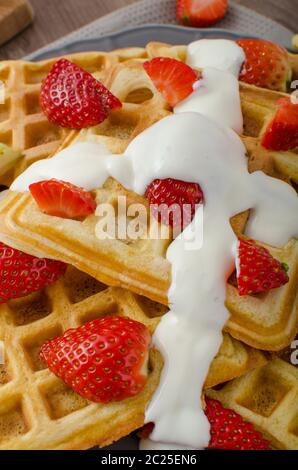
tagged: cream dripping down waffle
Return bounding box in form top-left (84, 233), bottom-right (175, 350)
top-left (0, 38), bottom-right (297, 450)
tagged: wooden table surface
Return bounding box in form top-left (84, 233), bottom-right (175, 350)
top-left (0, 0), bottom-right (297, 60)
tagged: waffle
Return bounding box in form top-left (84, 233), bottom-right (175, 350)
top-left (207, 359), bottom-right (298, 450)
top-left (0, 48), bottom-right (147, 187)
top-left (0, 51), bottom-right (297, 351)
top-left (0, 265), bottom-right (266, 450)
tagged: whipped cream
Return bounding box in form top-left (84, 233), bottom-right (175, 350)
top-left (175, 68), bottom-right (243, 134)
top-left (11, 142), bottom-right (111, 192)
top-left (9, 39), bottom-right (298, 450)
top-left (186, 39), bottom-right (245, 77)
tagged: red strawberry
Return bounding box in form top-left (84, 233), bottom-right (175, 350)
top-left (145, 178), bottom-right (204, 230)
top-left (138, 399), bottom-right (270, 449)
top-left (236, 239), bottom-right (289, 296)
top-left (206, 398), bottom-right (270, 450)
top-left (143, 58), bottom-right (199, 107)
top-left (177, 0), bottom-right (228, 27)
top-left (40, 59), bottom-right (122, 129)
top-left (262, 98), bottom-right (298, 151)
top-left (138, 422), bottom-right (154, 439)
top-left (237, 39), bottom-right (291, 92)
top-left (29, 179), bottom-right (96, 220)
top-left (40, 316), bottom-right (151, 403)
top-left (0, 242), bottom-right (66, 303)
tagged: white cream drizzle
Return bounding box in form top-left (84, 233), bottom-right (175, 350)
top-left (9, 39), bottom-right (298, 450)
top-left (186, 39), bottom-right (246, 77)
top-left (175, 68), bottom-right (243, 134)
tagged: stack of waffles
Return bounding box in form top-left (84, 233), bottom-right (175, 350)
top-left (0, 40), bottom-right (297, 450)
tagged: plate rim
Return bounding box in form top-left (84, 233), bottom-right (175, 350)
top-left (27, 23), bottom-right (257, 61)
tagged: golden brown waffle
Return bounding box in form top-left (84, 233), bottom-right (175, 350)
top-left (207, 359), bottom-right (298, 450)
top-left (0, 52), bottom-right (297, 351)
top-left (0, 266), bottom-right (266, 450)
top-left (0, 48), bottom-right (148, 186)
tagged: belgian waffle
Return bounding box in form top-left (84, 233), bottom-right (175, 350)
top-left (0, 53), bottom-right (297, 351)
top-left (207, 359), bottom-right (298, 450)
top-left (0, 266), bottom-right (266, 450)
top-left (0, 48), bottom-right (147, 186)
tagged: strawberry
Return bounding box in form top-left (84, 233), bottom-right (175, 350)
top-left (138, 399), bottom-right (270, 450)
top-left (236, 239), bottom-right (289, 296)
top-left (0, 242), bottom-right (66, 303)
top-left (40, 59), bottom-right (122, 129)
top-left (143, 58), bottom-right (199, 107)
top-left (237, 39), bottom-right (291, 92)
top-left (40, 316), bottom-right (151, 403)
top-left (145, 178), bottom-right (204, 230)
top-left (29, 179), bottom-right (96, 220)
top-left (177, 0), bottom-right (228, 28)
top-left (262, 98), bottom-right (298, 151)
top-left (206, 398), bottom-right (270, 450)
top-left (138, 422), bottom-right (154, 439)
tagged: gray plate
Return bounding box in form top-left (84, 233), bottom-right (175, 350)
top-left (30, 24), bottom-right (256, 61)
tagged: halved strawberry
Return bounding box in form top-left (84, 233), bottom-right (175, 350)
top-left (40, 59), bottom-right (122, 129)
top-left (29, 179), bottom-right (96, 220)
top-left (236, 239), bottom-right (289, 296)
top-left (262, 98), bottom-right (298, 151)
top-left (138, 398), bottom-right (270, 450)
top-left (0, 242), bottom-right (66, 303)
top-left (145, 178), bottom-right (204, 230)
top-left (177, 0), bottom-right (228, 27)
top-left (40, 316), bottom-right (151, 403)
top-left (237, 39), bottom-right (291, 92)
top-left (206, 398), bottom-right (270, 450)
top-left (143, 58), bottom-right (199, 107)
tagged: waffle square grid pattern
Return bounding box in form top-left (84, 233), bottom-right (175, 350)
top-left (1, 46), bottom-right (297, 352)
top-left (0, 266), bottom-right (268, 449)
top-left (0, 41), bottom-right (297, 450)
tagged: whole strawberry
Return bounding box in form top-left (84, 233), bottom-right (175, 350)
top-left (145, 178), bottom-right (204, 230)
top-left (237, 39), bottom-right (291, 92)
top-left (0, 242), bottom-right (66, 303)
top-left (40, 316), bottom-right (151, 403)
top-left (206, 398), bottom-right (270, 450)
top-left (262, 98), bottom-right (298, 151)
top-left (40, 59), bottom-right (122, 129)
top-left (236, 239), bottom-right (289, 296)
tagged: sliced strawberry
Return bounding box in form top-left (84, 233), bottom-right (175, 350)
top-left (145, 178), bottom-right (204, 230)
top-left (177, 0), bottom-right (228, 27)
top-left (143, 58), bottom-right (199, 107)
top-left (206, 398), bottom-right (270, 450)
top-left (237, 39), bottom-right (291, 92)
top-left (40, 59), bottom-right (122, 129)
top-left (29, 179), bottom-right (96, 220)
top-left (40, 316), bottom-right (151, 403)
top-left (0, 242), bottom-right (66, 303)
top-left (262, 98), bottom-right (298, 151)
top-left (236, 239), bottom-right (289, 296)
